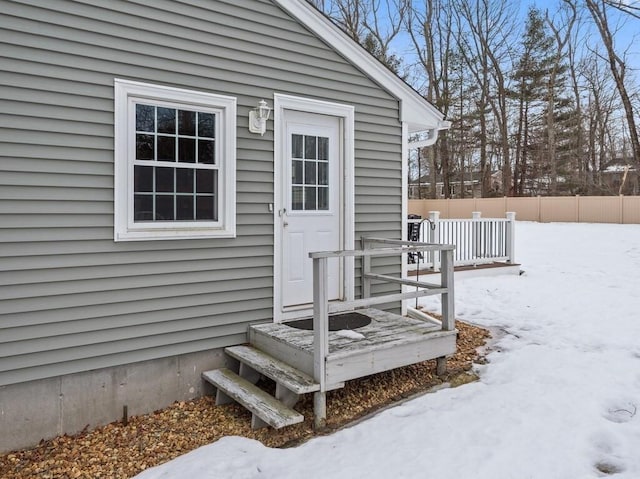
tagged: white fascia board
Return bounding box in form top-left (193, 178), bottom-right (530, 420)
top-left (274, 0), bottom-right (449, 132)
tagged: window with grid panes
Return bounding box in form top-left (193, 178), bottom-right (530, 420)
top-left (114, 80), bottom-right (236, 241)
top-left (291, 134), bottom-right (329, 211)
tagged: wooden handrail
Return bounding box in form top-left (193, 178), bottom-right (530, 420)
top-left (310, 240), bottom-right (455, 429)
top-left (364, 272), bottom-right (441, 290)
top-left (309, 242), bottom-right (454, 259)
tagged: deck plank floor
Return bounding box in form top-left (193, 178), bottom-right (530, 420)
top-left (250, 308), bottom-right (458, 385)
top-left (251, 308), bottom-right (444, 357)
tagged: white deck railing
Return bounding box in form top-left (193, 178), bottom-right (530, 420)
top-left (309, 239), bottom-right (455, 428)
top-left (409, 211), bottom-right (516, 270)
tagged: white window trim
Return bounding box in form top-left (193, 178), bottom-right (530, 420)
top-left (114, 79), bottom-right (236, 241)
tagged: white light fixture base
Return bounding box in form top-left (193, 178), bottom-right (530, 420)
top-left (249, 100), bottom-right (271, 136)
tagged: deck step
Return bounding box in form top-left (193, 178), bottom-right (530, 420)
top-left (202, 368), bottom-right (304, 429)
top-left (225, 345), bottom-right (320, 394)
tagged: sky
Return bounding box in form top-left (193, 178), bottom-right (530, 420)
top-left (390, 0), bottom-right (640, 87)
top-left (133, 220), bottom-right (640, 479)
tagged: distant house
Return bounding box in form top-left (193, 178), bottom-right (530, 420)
top-left (409, 171), bottom-right (501, 199)
top-left (0, 0), bottom-right (448, 451)
top-left (601, 159), bottom-right (639, 195)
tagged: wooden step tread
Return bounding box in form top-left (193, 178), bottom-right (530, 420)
top-left (202, 368), bottom-right (303, 429)
top-left (225, 345), bottom-right (320, 394)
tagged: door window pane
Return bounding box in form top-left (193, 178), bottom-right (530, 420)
top-left (304, 161), bottom-right (316, 185)
top-left (292, 134), bottom-right (303, 158)
top-left (304, 186), bottom-right (317, 210)
top-left (304, 136), bottom-right (316, 159)
top-left (318, 187), bottom-right (329, 210)
top-left (292, 160), bottom-right (303, 185)
top-left (292, 186), bottom-right (303, 210)
top-left (318, 162), bottom-right (328, 185)
top-left (318, 137), bottom-right (328, 160)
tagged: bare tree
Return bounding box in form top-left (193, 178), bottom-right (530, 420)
top-left (323, 0), bottom-right (407, 74)
top-left (362, 0), bottom-right (407, 73)
top-left (585, 0), bottom-right (640, 167)
top-left (317, 0), bottom-right (640, 198)
top-left (563, 0), bottom-right (590, 191)
top-left (454, 0), bottom-right (518, 195)
top-left (580, 51), bottom-right (619, 190)
top-left (324, 0), bottom-right (364, 40)
top-left (602, 0), bottom-right (640, 19)
top-left (545, 2), bottom-right (577, 194)
top-left (404, 0), bottom-right (456, 198)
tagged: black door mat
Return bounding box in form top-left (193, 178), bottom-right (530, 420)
top-left (284, 312), bottom-right (371, 331)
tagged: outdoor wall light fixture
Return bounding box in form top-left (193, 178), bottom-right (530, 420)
top-left (248, 99), bottom-right (271, 136)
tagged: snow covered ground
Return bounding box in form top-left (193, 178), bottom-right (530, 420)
top-left (135, 222), bottom-right (640, 479)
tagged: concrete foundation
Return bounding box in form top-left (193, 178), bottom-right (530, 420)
top-left (0, 348), bottom-right (231, 453)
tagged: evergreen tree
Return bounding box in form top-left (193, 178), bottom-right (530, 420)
top-left (510, 7), bottom-right (556, 195)
top-left (361, 32), bottom-right (404, 76)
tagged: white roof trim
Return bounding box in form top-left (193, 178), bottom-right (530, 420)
top-left (273, 0), bottom-right (449, 133)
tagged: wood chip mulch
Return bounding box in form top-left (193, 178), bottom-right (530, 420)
top-left (0, 319), bottom-right (490, 479)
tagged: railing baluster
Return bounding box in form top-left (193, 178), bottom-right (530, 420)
top-left (361, 237), bottom-right (371, 299)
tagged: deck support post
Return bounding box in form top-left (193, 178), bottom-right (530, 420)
top-left (312, 256), bottom-right (329, 429)
top-left (440, 249), bottom-right (455, 331)
top-left (437, 249), bottom-right (455, 376)
top-left (313, 391), bottom-right (327, 429)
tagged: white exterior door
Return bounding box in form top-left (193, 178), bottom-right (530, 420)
top-left (281, 111), bottom-right (341, 309)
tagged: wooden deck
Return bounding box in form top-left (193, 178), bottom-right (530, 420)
top-left (205, 240), bottom-right (457, 430)
top-left (249, 308), bottom-right (457, 387)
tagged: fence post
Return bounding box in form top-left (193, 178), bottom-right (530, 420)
top-left (505, 212), bottom-right (516, 264)
top-left (620, 194), bottom-right (624, 224)
top-left (472, 211), bottom-right (481, 258)
top-left (429, 211), bottom-right (440, 271)
top-left (537, 195), bottom-right (542, 223)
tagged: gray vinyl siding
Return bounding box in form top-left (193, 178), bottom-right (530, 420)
top-left (0, 0), bottom-right (402, 386)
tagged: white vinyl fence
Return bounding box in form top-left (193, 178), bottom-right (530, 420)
top-left (408, 211), bottom-right (516, 270)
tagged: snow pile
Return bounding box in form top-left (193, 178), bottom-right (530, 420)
top-left (335, 329), bottom-right (365, 340)
top-left (135, 222), bottom-right (640, 479)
